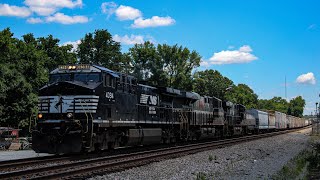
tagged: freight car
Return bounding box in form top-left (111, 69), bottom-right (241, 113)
top-left (245, 109), bottom-right (307, 133)
top-left (246, 109), bottom-right (269, 132)
top-left (275, 111), bottom-right (287, 129)
top-left (32, 64), bottom-right (308, 154)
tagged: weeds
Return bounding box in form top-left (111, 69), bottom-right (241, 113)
top-left (208, 155), bottom-right (213, 162)
top-left (273, 139), bottom-right (320, 180)
top-left (272, 150), bottom-right (310, 179)
top-left (196, 172), bottom-right (207, 180)
top-left (208, 154), bottom-right (217, 162)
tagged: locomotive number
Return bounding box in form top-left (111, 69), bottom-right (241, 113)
top-left (149, 107), bottom-right (156, 114)
top-left (106, 92), bottom-right (114, 99)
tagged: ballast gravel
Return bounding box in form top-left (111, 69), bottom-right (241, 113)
top-left (0, 150), bottom-right (51, 161)
top-left (89, 128), bottom-right (311, 180)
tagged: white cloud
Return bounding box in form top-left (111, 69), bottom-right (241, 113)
top-left (101, 2), bottom-right (118, 18)
top-left (24, 0), bottom-right (82, 9)
top-left (0, 4), bottom-right (31, 17)
top-left (200, 60), bottom-right (209, 67)
top-left (28, 6), bottom-right (56, 16)
top-left (27, 17), bottom-right (43, 24)
top-left (209, 45), bottom-right (258, 65)
top-left (24, 0), bottom-right (83, 16)
top-left (113, 34), bottom-right (155, 45)
top-left (115, 5), bottom-right (142, 21)
top-left (62, 40), bottom-right (81, 51)
top-left (100, 3), bottom-right (175, 29)
top-left (296, 72), bottom-right (316, 85)
top-left (239, 45), bottom-right (252, 52)
top-left (46, 13), bottom-right (88, 24)
top-left (132, 16), bottom-right (175, 28)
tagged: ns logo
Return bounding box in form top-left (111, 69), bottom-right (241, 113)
top-left (140, 94), bottom-right (158, 106)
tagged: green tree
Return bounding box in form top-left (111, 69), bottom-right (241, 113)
top-left (0, 28), bottom-right (19, 64)
top-left (129, 43), bottom-right (201, 90)
top-left (288, 96), bottom-right (305, 117)
top-left (121, 52), bottom-right (134, 74)
top-left (17, 36), bottom-right (48, 92)
top-left (129, 41), bottom-right (161, 83)
top-left (257, 97), bottom-right (289, 113)
top-left (0, 28), bottom-right (77, 127)
top-left (0, 28), bottom-right (46, 126)
top-left (225, 84), bottom-right (258, 109)
top-left (36, 34), bottom-right (77, 71)
top-left (257, 99), bottom-right (271, 110)
top-left (77, 29), bottom-right (123, 71)
top-left (157, 44), bottom-right (201, 91)
top-left (193, 70), bottom-right (234, 99)
top-left (0, 64), bottom-right (37, 127)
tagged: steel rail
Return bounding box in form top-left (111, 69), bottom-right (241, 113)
top-left (0, 126), bottom-right (310, 180)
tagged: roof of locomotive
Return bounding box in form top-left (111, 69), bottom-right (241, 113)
top-left (50, 64), bottom-right (120, 78)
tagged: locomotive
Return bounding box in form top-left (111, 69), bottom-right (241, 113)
top-left (32, 64), bottom-right (308, 154)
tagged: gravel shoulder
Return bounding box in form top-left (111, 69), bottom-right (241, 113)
top-left (90, 128), bottom-right (311, 180)
top-left (0, 150), bottom-right (51, 162)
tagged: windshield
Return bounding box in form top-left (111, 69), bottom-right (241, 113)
top-left (49, 74), bottom-right (71, 83)
top-left (49, 73), bottom-right (101, 83)
top-left (74, 73), bottom-right (100, 82)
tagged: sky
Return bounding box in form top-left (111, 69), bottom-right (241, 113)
top-left (0, 0), bottom-right (319, 115)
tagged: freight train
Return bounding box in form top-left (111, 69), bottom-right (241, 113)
top-left (32, 64), bottom-right (311, 154)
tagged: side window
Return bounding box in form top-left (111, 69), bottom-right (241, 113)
top-left (116, 77), bottom-right (120, 90)
top-left (132, 78), bottom-right (137, 93)
top-left (122, 75), bottom-right (125, 83)
top-left (103, 74), bottom-right (106, 87)
top-left (122, 75), bottom-right (126, 91)
top-left (132, 78), bottom-right (137, 85)
top-left (110, 77), bottom-right (115, 88)
top-left (105, 74), bottom-right (110, 87)
top-left (128, 77), bottom-right (132, 93)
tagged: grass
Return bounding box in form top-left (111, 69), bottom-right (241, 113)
top-left (272, 150), bottom-right (309, 180)
top-left (196, 172), bottom-right (207, 180)
top-left (273, 134), bottom-right (320, 180)
top-left (208, 154), bottom-right (217, 162)
top-left (208, 155), bottom-right (213, 162)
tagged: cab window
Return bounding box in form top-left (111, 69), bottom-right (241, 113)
top-left (74, 73), bottom-right (100, 82)
top-left (105, 74), bottom-right (115, 88)
top-left (49, 74), bottom-right (71, 83)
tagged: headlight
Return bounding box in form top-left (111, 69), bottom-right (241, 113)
top-left (38, 113), bottom-right (43, 119)
top-left (67, 113), bottom-right (73, 118)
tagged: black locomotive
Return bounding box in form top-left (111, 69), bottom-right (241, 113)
top-left (31, 64), bottom-right (283, 154)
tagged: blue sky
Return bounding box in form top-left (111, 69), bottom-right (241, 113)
top-left (0, 0), bottom-right (319, 115)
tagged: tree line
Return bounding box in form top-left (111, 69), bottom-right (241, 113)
top-left (0, 28), bottom-right (306, 128)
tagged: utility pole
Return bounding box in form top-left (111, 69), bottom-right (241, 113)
top-left (316, 102), bottom-right (318, 122)
top-left (285, 76), bottom-right (287, 100)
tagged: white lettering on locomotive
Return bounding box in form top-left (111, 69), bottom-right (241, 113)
top-left (106, 92), bottom-right (114, 99)
top-left (149, 96), bottom-right (157, 105)
top-left (140, 94), bottom-right (158, 105)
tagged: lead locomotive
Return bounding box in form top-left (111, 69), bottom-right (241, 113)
top-left (32, 64), bottom-right (253, 154)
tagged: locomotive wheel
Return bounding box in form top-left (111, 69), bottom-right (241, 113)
top-left (108, 142), bottom-right (115, 149)
top-left (94, 143), bottom-right (102, 153)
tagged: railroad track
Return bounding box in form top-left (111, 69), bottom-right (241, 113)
top-left (0, 127), bottom-right (310, 179)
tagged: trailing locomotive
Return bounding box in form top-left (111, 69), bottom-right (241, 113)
top-left (32, 64), bottom-right (309, 154)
